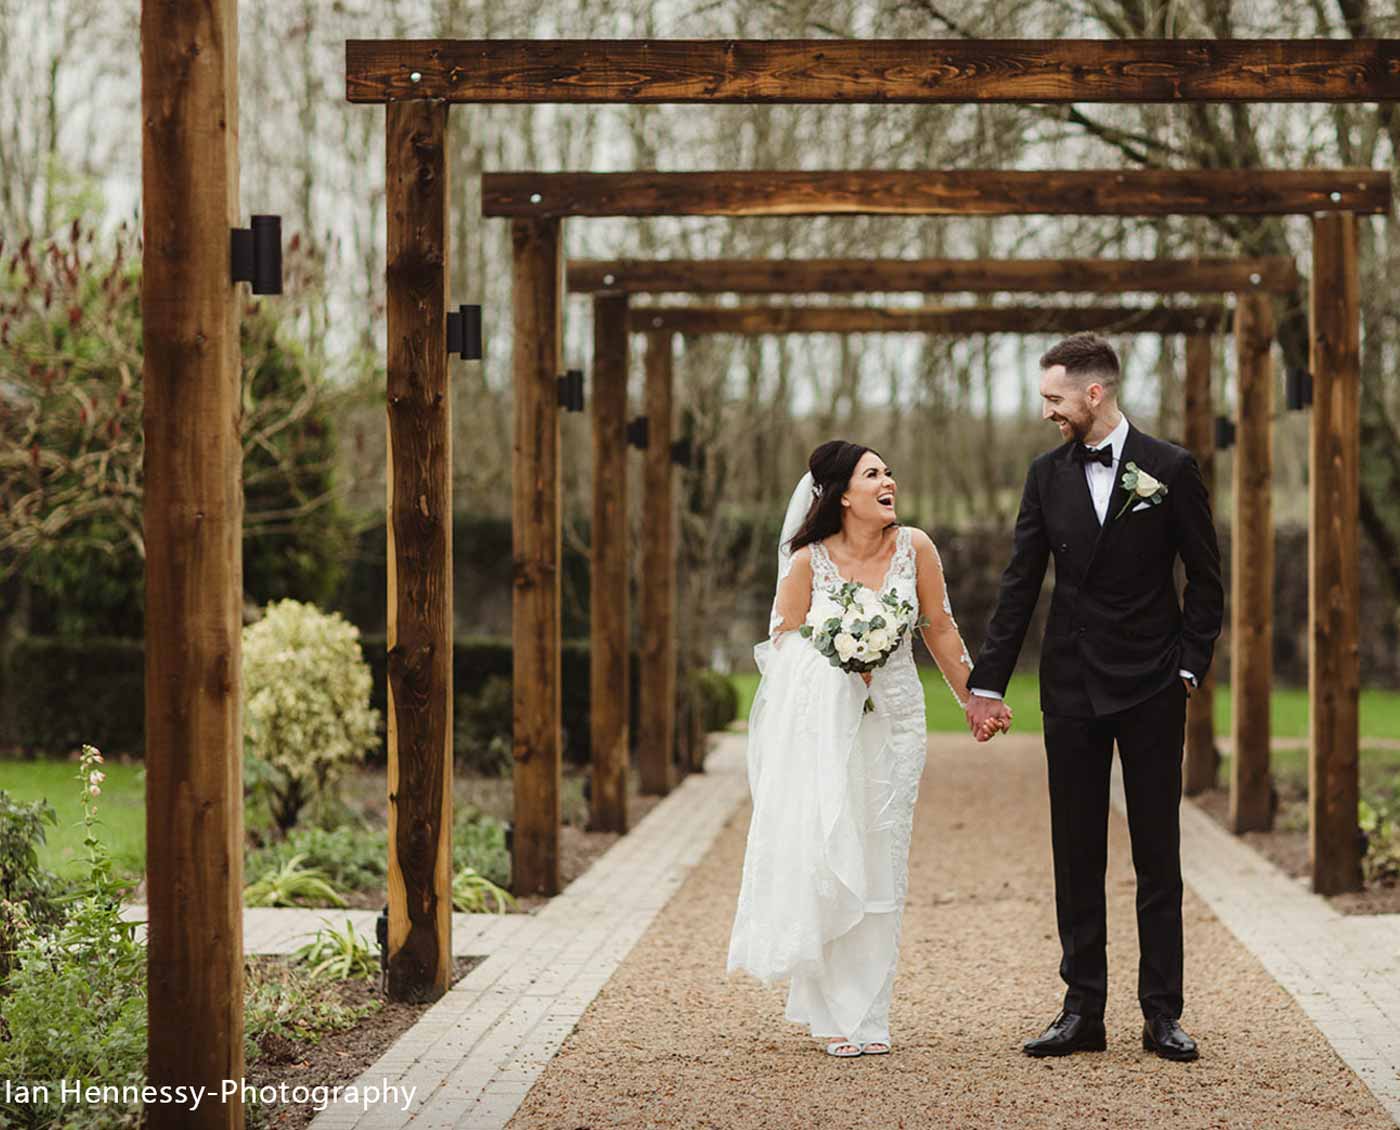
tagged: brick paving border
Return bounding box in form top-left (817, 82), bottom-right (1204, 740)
top-left (118, 906), bottom-right (516, 957)
top-left (308, 734), bottom-right (750, 1130)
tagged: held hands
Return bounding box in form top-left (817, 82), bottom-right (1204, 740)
top-left (965, 694), bottom-right (1013, 742)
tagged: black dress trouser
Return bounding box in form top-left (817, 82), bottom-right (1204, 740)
top-left (1042, 676), bottom-right (1188, 1021)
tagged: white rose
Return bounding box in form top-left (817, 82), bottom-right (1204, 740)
top-left (1134, 468), bottom-right (1163, 498)
top-left (834, 633), bottom-right (859, 661)
top-left (866, 628), bottom-right (891, 654)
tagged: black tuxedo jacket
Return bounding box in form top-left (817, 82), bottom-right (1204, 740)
top-left (969, 422), bottom-right (1224, 718)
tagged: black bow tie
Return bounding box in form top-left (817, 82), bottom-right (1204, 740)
top-left (1073, 443), bottom-right (1114, 468)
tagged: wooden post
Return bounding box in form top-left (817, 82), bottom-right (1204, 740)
top-left (141, 1), bottom-right (245, 1124)
top-left (590, 293), bottom-right (630, 831)
top-left (1182, 334), bottom-right (1218, 795)
top-left (1309, 212), bottom-right (1363, 894)
top-left (384, 101), bottom-right (453, 1002)
top-left (1229, 294), bottom-right (1275, 833)
top-left (512, 218), bottom-right (564, 896)
top-left (640, 331), bottom-right (678, 794)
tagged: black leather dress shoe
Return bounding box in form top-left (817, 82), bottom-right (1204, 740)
top-left (1142, 1016), bottom-right (1199, 1061)
top-left (1022, 1010), bottom-right (1107, 1057)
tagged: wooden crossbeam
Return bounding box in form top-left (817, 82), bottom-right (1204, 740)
top-left (484, 171), bottom-right (1388, 218)
top-left (570, 257), bottom-right (1300, 295)
top-left (346, 39), bottom-right (1400, 105)
top-left (627, 304), bottom-right (1228, 336)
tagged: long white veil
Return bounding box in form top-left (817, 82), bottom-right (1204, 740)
top-left (764, 470), bottom-right (819, 644)
top-left (726, 471), bottom-right (898, 1037)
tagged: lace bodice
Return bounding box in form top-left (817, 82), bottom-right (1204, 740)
top-left (806, 526), bottom-right (972, 711)
top-left (809, 525), bottom-right (918, 604)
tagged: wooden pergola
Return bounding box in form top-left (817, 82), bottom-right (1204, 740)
top-left (140, 23), bottom-right (1394, 1124)
top-left (487, 169), bottom-right (1373, 913)
top-left (567, 255), bottom-right (1302, 827)
top-left (588, 299), bottom-right (1232, 844)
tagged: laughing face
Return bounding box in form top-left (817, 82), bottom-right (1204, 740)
top-left (1039, 363), bottom-right (1105, 444)
top-left (843, 450), bottom-right (897, 524)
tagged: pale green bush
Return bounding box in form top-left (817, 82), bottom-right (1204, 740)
top-left (243, 599), bottom-right (381, 833)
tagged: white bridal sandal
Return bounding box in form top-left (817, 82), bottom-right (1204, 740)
top-left (825, 1039), bottom-right (862, 1057)
top-left (860, 1041), bottom-right (891, 1055)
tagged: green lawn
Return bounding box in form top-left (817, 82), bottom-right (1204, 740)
top-left (729, 670), bottom-right (1400, 741)
top-left (0, 757), bottom-right (147, 883)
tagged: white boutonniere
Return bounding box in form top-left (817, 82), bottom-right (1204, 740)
top-left (1116, 461), bottom-right (1168, 519)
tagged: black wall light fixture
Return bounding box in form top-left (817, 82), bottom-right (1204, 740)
top-left (557, 368), bottom-right (584, 412)
top-left (447, 304), bottom-right (483, 360)
top-left (1286, 367), bottom-right (1314, 411)
top-left (626, 416), bottom-right (649, 449)
top-left (1215, 415), bottom-right (1237, 451)
top-left (230, 215), bottom-right (282, 294)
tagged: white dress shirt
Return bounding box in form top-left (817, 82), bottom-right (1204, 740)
top-left (969, 413), bottom-right (1195, 701)
top-left (1084, 413), bottom-right (1130, 525)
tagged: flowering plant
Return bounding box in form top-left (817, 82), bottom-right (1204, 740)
top-left (1116, 461), bottom-right (1168, 519)
top-left (799, 581), bottom-right (929, 711)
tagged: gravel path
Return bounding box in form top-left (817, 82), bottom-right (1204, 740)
top-left (507, 732), bottom-right (1390, 1129)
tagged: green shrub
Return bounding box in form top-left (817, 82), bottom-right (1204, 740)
top-left (0, 636), bottom-right (145, 754)
top-left (453, 810), bottom-right (511, 890)
top-left (246, 824), bottom-right (387, 896)
top-left (243, 599), bottom-right (382, 832)
top-left (452, 866), bottom-right (515, 914)
top-left (3, 222), bottom-right (361, 641)
top-left (454, 675), bottom-right (514, 775)
top-left (1361, 787), bottom-right (1400, 885)
top-left (294, 919), bottom-right (379, 981)
top-left (0, 747), bottom-right (145, 1130)
top-left (690, 667), bottom-right (740, 732)
top-left (243, 853), bottom-right (347, 909)
top-left (0, 790), bottom-right (67, 981)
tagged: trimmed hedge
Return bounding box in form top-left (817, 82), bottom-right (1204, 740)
top-left (0, 633), bottom-right (740, 766)
top-left (0, 636), bottom-right (146, 755)
top-left (359, 633), bottom-right (598, 767)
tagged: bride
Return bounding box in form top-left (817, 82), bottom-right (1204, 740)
top-left (725, 439), bottom-right (1005, 1057)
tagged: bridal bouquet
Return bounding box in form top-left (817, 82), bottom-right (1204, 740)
top-left (799, 581), bottom-right (929, 710)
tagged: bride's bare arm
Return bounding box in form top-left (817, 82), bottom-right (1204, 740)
top-left (910, 528), bottom-right (976, 707)
top-left (770, 546), bottom-right (814, 645)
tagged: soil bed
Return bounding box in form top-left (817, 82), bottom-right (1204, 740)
top-left (245, 955), bottom-right (480, 1129)
top-left (1192, 787), bottom-right (1400, 914)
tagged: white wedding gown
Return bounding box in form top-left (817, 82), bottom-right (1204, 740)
top-left (726, 525), bottom-right (967, 1046)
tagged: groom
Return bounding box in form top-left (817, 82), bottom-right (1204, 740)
top-left (965, 333), bottom-right (1223, 1062)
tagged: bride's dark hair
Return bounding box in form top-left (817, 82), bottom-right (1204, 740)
top-left (785, 439), bottom-right (888, 554)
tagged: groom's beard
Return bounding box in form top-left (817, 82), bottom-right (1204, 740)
top-left (1052, 414), bottom-right (1094, 443)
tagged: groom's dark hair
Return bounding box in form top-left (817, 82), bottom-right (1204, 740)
top-left (1040, 333), bottom-right (1120, 393)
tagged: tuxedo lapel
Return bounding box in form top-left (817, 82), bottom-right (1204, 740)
top-left (1057, 444), bottom-right (1103, 549)
top-left (1088, 423), bottom-right (1144, 567)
